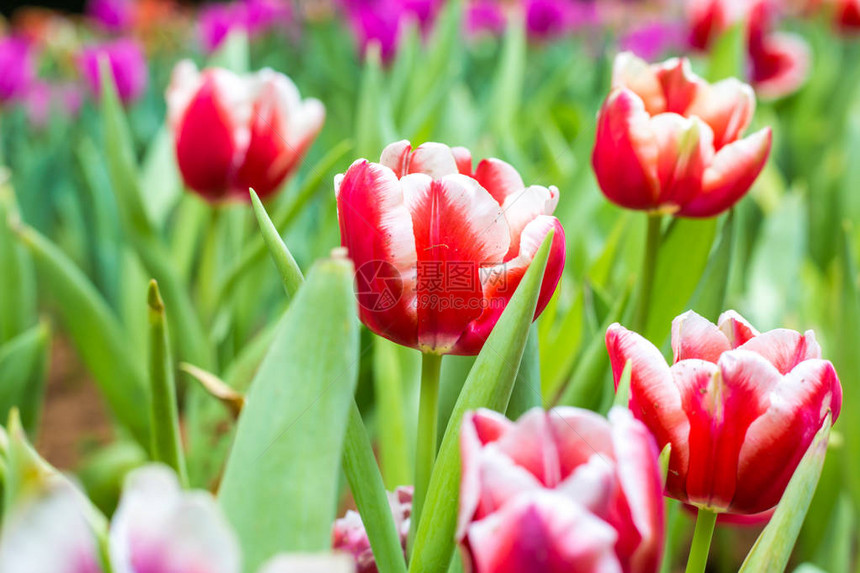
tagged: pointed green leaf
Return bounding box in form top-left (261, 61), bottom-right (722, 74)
top-left (0, 323), bottom-right (50, 435)
top-left (14, 224), bottom-right (149, 447)
top-left (407, 232), bottom-right (553, 573)
top-left (218, 254), bottom-right (360, 572)
top-left (147, 281), bottom-right (188, 487)
top-left (739, 414), bottom-right (832, 572)
top-left (505, 323), bottom-right (541, 420)
top-left (612, 360), bottom-right (632, 409)
top-left (250, 189), bottom-right (304, 298)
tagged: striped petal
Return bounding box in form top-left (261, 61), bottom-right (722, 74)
top-left (671, 310), bottom-right (731, 363)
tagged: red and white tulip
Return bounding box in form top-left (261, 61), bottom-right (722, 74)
top-left (606, 310), bottom-right (842, 515)
top-left (336, 140), bottom-right (566, 355)
top-left (592, 53), bottom-right (772, 217)
top-left (457, 407), bottom-right (665, 573)
top-left (166, 60), bottom-right (324, 203)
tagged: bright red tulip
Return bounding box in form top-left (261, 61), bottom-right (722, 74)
top-left (457, 407), bottom-right (664, 573)
top-left (592, 53), bottom-right (772, 218)
top-left (166, 60), bottom-right (324, 202)
top-left (336, 140), bottom-right (566, 355)
top-left (686, 0), bottom-right (751, 50)
top-left (606, 310), bottom-right (842, 515)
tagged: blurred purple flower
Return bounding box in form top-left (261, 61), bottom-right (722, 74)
top-left (0, 36), bottom-right (37, 104)
top-left (466, 0), bottom-right (507, 36)
top-left (86, 0), bottom-right (135, 32)
top-left (526, 0), bottom-right (596, 40)
top-left (465, 0), bottom-right (598, 41)
top-left (618, 19), bottom-right (687, 61)
top-left (78, 39), bottom-right (148, 105)
top-left (199, 0), bottom-right (293, 54)
top-left (24, 81), bottom-right (84, 128)
top-left (340, 0), bottom-right (443, 62)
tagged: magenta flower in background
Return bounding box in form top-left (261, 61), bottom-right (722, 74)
top-left (199, 0), bottom-right (293, 54)
top-left (86, 0), bottom-right (135, 32)
top-left (466, 0), bottom-right (508, 36)
top-left (619, 19), bottom-right (687, 61)
top-left (0, 36), bottom-right (37, 104)
top-left (465, 0), bottom-right (598, 41)
top-left (24, 81), bottom-right (85, 129)
top-left (339, 0), bottom-right (443, 62)
top-left (333, 486), bottom-right (413, 573)
top-left (78, 39), bottom-right (148, 105)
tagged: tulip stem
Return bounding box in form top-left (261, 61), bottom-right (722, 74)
top-left (409, 352), bottom-right (443, 556)
top-left (686, 508), bottom-right (718, 573)
top-left (633, 214), bottom-right (662, 333)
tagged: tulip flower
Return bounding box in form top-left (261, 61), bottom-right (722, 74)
top-left (332, 486), bottom-right (412, 573)
top-left (338, 0), bottom-right (442, 62)
top-left (465, 0), bottom-right (597, 41)
top-left (166, 60), bottom-right (324, 202)
top-left (0, 464), bottom-right (354, 573)
top-left (606, 310), bottom-right (842, 515)
top-left (686, 0), bottom-right (750, 51)
top-left (198, 0), bottom-right (293, 54)
top-left (0, 36), bottom-right (37, 104)
top-left (592, 52), bottom-right (772, 218)
top-left (336, 140), bottom-right (565, 355)
top-left (457, 407), bottom-right (665, 573)
top-left (835, 0), bottom-right (860, 30)
top-left (78, 39), bottom-right (148, 105)
top-left (86, 0), bottom-right (135, 32)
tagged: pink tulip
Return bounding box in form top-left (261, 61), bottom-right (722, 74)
top-left (332, 486), bottom-right (412, 573)
top-left (748, 31), bottom-right (811, 100)
top-left (77, 39), bottom-right (148, 105)
top-left (686, 0), bottom-right (751, 50)
top-left (166, 60), bottom-right (324, 202)
top-left (457, 407), bottom-right (665, 573)
top-left (606, 310), bottom-right (842, 515)
top-left (0, 36), bottom-right (38, 104)
top-left (336, 140), bottom-right (566, 355)
top-left (592, 52), bottom-right (772, 217)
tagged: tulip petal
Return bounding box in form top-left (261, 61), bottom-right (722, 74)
top-left (611, 51), bottom-right (666, 116)
top-left (555, 455), bottom-right (617, 518)
top-left (499, 185), bottom-right (560, 259)
top-left (737, 328), bottom-right (822, 375)
top-left (380, 139), bottom-right (412, 177)
top-left (671, 310), bottom-right (731, 363)
top-left (404, 173), bottom-right (510, 352)
top-left (337, 160), bottom-right (419, 348)
top-left (750, 32), bottom-right (811, 101)
top-left (492, 408), bottom-right (562, 487)
top-left (608, 408), bottom-right (665, 573)
top-left (465, 491), bottom-right (623, 573)
top-left (472, 446), bottom-right (545, 521)
top-left (172, 74), bottom-right (238, 199)
top-left (686, 78), bottom-right (755, 149)
top-left (233, 82), bottom-right (290, 199)
top-left (110, 465), bottom-right (240, 573)
top-left (452, 216), bottom-right (564, 355)
top-left (681, 127), bottom-right (771, 217)
top-left (717, 310), bottom-right (759, 347)
top-left (548, 407), bottom-right (615, 478)
top-left (473, 158), bottom-right (527, 207)
top-left (0, 484), bottom-right (102, 573)
top-left (592, 89), bottom-right (661, 211)
top-left (452, 146), bottom-right (474, 175)
top-left (733, 359), bottom-right (841, 513)
top-left (458, 409), bottom-right (515, 540)
top-left (408, 142), bottom-right (461, 178)
top-left (650, 113), bottom-right (713, 210)
top-left (653, 58), bottom-right (701, 116)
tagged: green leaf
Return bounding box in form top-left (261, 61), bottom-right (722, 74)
top-left (373, 336), bottom-right (416, 489)
top-left (707, 22), bottom-right (747, 82)
top-left (505, 323), bottom-right (541, 420)
top-left (139, 126), bottom-right (182, 226)
top-left (645, 218), bottom-right (718, 344)
top-left (488, 14), bottom-right (526, 137)
top-left (342, 402), bottom-right (408, 573)
top-left (407, 232), bottom-right (553, 573)
top-left (555, 284), bottom-right (632, 409)
top-left (14, 224), bottom-right (150, 447)
top-left (218, 254), bottom-right (360, 572)
top-left (147, 281), bottom-right (188, 487)
top-left (250, 190), bottom-right (304, 298)
top-left (0, 185), bottom-right (37, 345)
top-left (356, 43), bottom-right (394, 159)
top-left (689, 211), bottom-right (735, 322)
top-left (207, 29), bottom-right (249, 72)
top-left (0, 323), bottom-right (50, 435)
top-left (611, 360), bottom-right (632, 409)
top-left (739, 414), bottom-right (832, 572)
